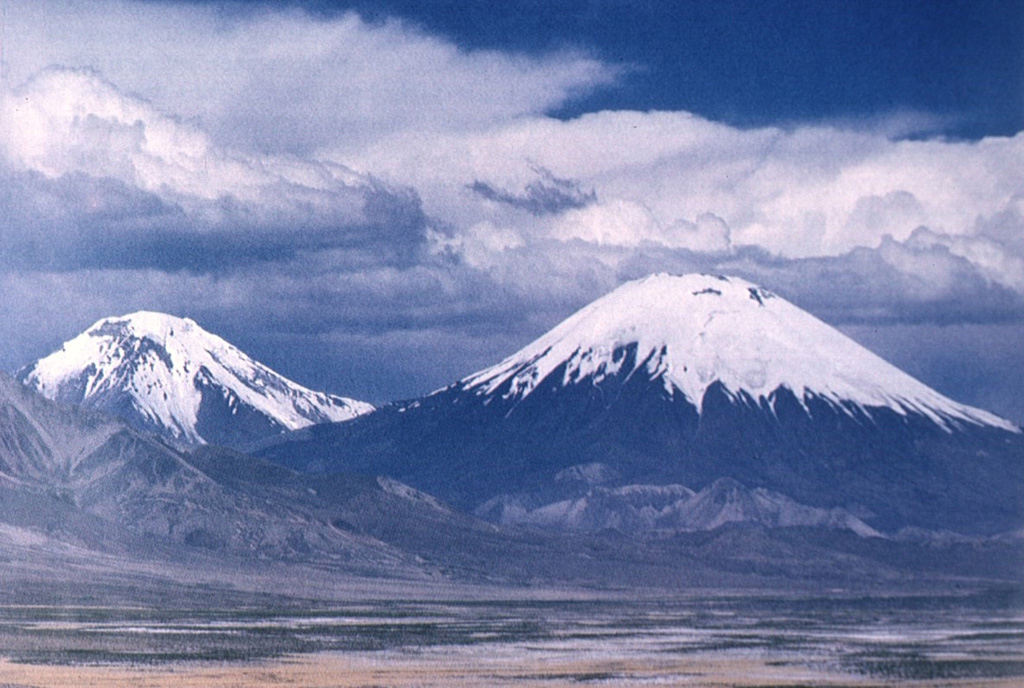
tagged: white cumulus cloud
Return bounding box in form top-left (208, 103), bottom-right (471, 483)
top-left (2, 67), bottom-right (367, 210)
top-left (345, 110), bottom-right (1024, 296)
top-left (2, 0), bottom-right (616, 155)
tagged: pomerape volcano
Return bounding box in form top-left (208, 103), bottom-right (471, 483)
top-left (19, 311), bottom-right (373, 449)
top-left (257, 273), bottom-right (1020, 536)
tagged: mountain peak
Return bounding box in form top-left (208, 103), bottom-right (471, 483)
top-left (93, 310), bottom-right (200, 337)
top-left (19, 311), bottom-right (374, 448)
top-left (459, 273), bottom-right (1016, 433)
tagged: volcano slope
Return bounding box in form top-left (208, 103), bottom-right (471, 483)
top-left (260, 274), bottom-right (1024, 541)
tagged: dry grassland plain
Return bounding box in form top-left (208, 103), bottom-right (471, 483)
top-left (0, 590), bottom-right (1021, 688)
top-left (2, 650), bottom-right (1024, 688)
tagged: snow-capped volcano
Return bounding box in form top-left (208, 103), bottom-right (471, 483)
top-left (460, 273), bottom-right (1014, 432)
top-left (19, 311), bottom-right (373, 449)
top-left (261, 273), bottom-right (1023, 537)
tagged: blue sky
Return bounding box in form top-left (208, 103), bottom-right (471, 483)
top-left (1, 0), bottom-right (1023, 423)
top-left (327, 0), bottom-right (1024, 138)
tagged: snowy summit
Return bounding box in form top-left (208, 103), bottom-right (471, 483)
top-left (19, 311), bottom-right (374, 448)
top-left (460, 274), bottom-right (1016, 433)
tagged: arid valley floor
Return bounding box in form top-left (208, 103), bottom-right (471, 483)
top-left (0, 586), bottom-right (1021, 688)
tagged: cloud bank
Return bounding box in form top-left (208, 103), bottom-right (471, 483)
top-left (0, 0), bottom-right (1022, 423)
top-left (345, 110), bottom-right (1024, 326)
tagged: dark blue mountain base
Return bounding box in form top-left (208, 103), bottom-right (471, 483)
top-left (260, 355), bottom-right (1024, 537)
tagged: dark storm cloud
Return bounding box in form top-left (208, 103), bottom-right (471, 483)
top-left (614, 240), bottom-right (1024, 328)
top-left (734, 244), bottom-right (1024, 326)
top-left (0, 167), bottom-right (431, 273)
top-left (468, 167), bottom-right (597, 216)
top-left (0, 170), bottom-right (182, 271)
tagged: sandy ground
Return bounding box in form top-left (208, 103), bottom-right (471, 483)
top-left (2, 650), bottom-right (1022, 688)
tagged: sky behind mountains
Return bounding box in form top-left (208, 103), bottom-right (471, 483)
top-left (1, 0), bottom-right (1023, 423)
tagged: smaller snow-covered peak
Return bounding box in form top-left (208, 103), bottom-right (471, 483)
top-left (459, 273), bottom-right (1017, 433)
top-left (20, 311), bottom-right (374, 447)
